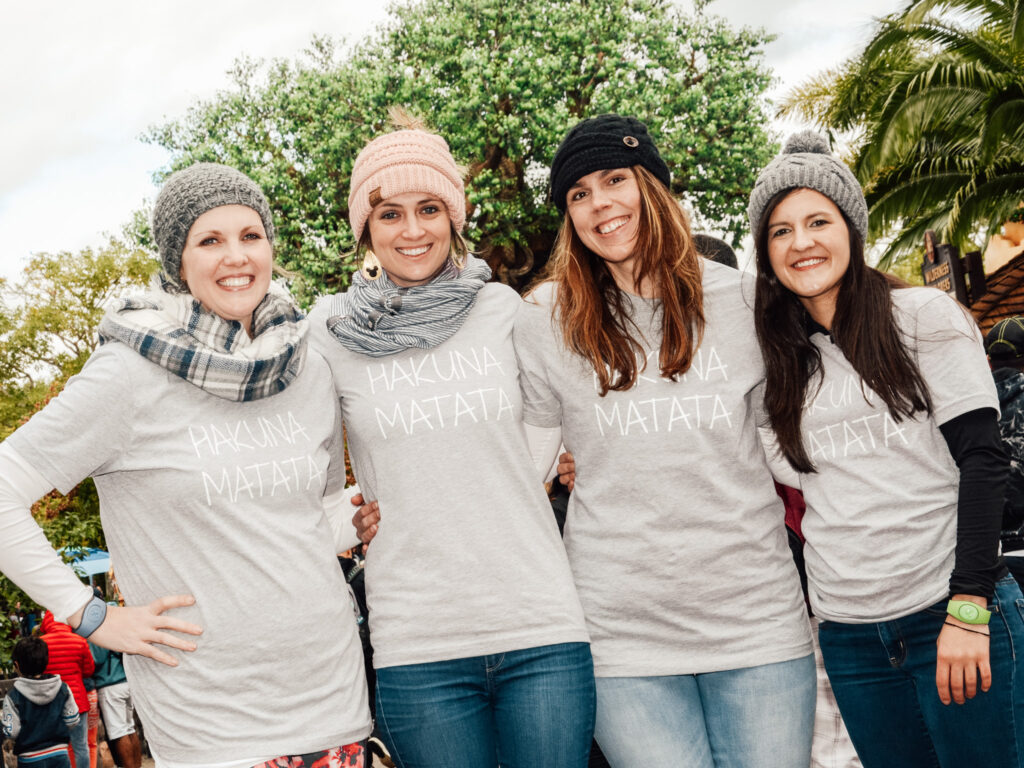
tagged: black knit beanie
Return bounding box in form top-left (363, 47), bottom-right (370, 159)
top-left (549, 114), bottom-right (671, 213)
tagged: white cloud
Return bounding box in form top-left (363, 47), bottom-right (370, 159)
top-left (0, 0), bottom-right (386, 277)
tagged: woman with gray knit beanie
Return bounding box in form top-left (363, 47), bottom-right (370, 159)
top-left (512, 114), bottom-right (815, 768)
top-left (0, 163), bottom-right (371, 767)
top-left (306, 114), bottom-right (594, 768)
top-left (750, 131), bottom-right (1024, 766)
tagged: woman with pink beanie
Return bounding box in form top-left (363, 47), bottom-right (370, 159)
top-left (306, 114), bottom-right (594, 768)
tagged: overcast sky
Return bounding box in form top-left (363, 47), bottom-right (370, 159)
top-left (0, 0), bottom-right (899, 280)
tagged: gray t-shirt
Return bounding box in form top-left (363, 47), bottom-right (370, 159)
top-left (781, 287), bottom-right (998, 623)
top-left (5, 343), bottom-right (371, 763)
top-left (308, 282), bottom-right (588, 669)
top-left (514, 261), bottom-right (812, 677)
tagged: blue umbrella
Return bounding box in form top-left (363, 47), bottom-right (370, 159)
top-left (59, 547), bottom-right (111, 579)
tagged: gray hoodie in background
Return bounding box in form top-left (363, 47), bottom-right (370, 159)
top-left (1, 674), bottom-right (79, 741)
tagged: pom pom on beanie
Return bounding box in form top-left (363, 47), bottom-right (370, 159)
top-left (747, 131), bottom-right (868, 242)
top-left (782, 130), bottom-right (831, 156)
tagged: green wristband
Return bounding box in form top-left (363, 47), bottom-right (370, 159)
top-left (946, 599), bottom-right (991, 625)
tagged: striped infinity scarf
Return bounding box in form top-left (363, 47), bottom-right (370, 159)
top-left (326, 255), bottom-right (491, 357)
top-left (97, 282), bottom-right (307, 401)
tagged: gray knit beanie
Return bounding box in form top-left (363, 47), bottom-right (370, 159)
top-left (153, 163), bottom-right (275, 291)
top-left (747, 131), bottom-right (868, 242)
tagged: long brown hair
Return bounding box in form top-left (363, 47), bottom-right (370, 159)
top-left (540, 165), bottom-right (705, 395)
top-left (753, 188), bottom-right (932, 473)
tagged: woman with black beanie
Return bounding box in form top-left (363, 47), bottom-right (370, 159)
top-left (512, 114), bottom-right (816, 768)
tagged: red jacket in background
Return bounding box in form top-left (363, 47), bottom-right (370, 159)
top-left (41, 610), bottom-right (95, 713)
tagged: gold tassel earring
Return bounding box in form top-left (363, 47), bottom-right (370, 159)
top-left (360, 250), bottom-right (382, 280)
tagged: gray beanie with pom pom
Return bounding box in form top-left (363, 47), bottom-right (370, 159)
top-left (747, 131), bottom-right (868, 242)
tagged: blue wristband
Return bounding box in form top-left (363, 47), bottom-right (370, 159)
top-left (73, 595), bottom-right (107, 638)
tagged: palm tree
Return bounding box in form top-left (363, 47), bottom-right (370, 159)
top-left (778, 0), bottom-right (1024, 268)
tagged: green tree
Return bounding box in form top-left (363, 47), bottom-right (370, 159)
top-left (779, 0), bottom-right (1024, 268)
top-left (0, 238), bottom-right (159, 399)
top-left (146, 0), bottom-right (775, 294)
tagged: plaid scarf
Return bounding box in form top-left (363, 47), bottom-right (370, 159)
top-left (98, 282), bottom-right (307, 402)
top-left (326, 255), bottom-right (491, 357)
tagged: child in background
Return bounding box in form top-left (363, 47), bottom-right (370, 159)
top-left (2, 636), bottom-right (80, 768)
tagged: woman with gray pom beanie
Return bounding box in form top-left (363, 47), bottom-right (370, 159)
top-left (0, 163), bottom-right (371, 767)
top-left (750, 131), bottom-right (1024, 767)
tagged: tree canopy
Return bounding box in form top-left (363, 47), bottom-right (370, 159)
top-left (778, 0), bottom-right (1024, 267)
top-left (0, 238), bottom-right (158, 400)
top-left (146, 0), bottom-right (776, 294)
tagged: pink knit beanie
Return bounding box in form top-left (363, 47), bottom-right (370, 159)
top-left (348, 129), bottom-right (466, 242)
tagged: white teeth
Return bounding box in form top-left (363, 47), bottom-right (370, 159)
top-left (397, 245), bottom-right (430, 256)
top-left (794, 257), bottom-right (826, 269)
top-left (218, 276), bottom-right (252, 287)
top-left (597, 217), bottom-right (628, 235)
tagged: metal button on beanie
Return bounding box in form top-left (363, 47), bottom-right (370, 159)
top-left (747, 131), bottom-right (868, 242)
top-left (549, 114), bottom-right (671, 213)
top-left (152, 163), bottom-right (275, 291)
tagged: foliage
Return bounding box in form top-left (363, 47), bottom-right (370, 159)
top-left (146, 0), bottom-right (775, 294)
top-left (885, 256), bottom-right (925, 286)
top-left (0, 238), bottom-right (159, 396)
top-left (777, 0), bottom-right (1024, 269)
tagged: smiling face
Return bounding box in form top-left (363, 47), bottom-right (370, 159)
top-left (367, 192), bottom-right (452, 287)
top-left (566, 167), bottom-right (642, 291)
top-left (179, 204), bottom-right (273, 336)
top-left (766, 188), bottom-right (851, 328)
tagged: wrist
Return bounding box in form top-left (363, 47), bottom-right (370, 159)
top-left (68, 604), bottom-right (86, 630)
top-left (943, 618), bottom-right (990, 636)
top-left (951, 593), bottom-right (987, 606)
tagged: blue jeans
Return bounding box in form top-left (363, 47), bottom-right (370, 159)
top-left (375, 641), bottom-right (595, 768)
top-left (818, 575), bottom-right (1024, 768)
top-left (593, 654), bottom-right (816, 768)
top-left (68, 715), bottom-right (87, 768)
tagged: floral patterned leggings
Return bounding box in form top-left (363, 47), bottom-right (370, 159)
top-left (251, 743), bottom-right (365, 768)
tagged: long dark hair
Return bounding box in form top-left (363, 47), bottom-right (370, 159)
top-left (754, 188), bottom-right (932, 472)
top-left (538, 166), bottom-right (705, 395)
